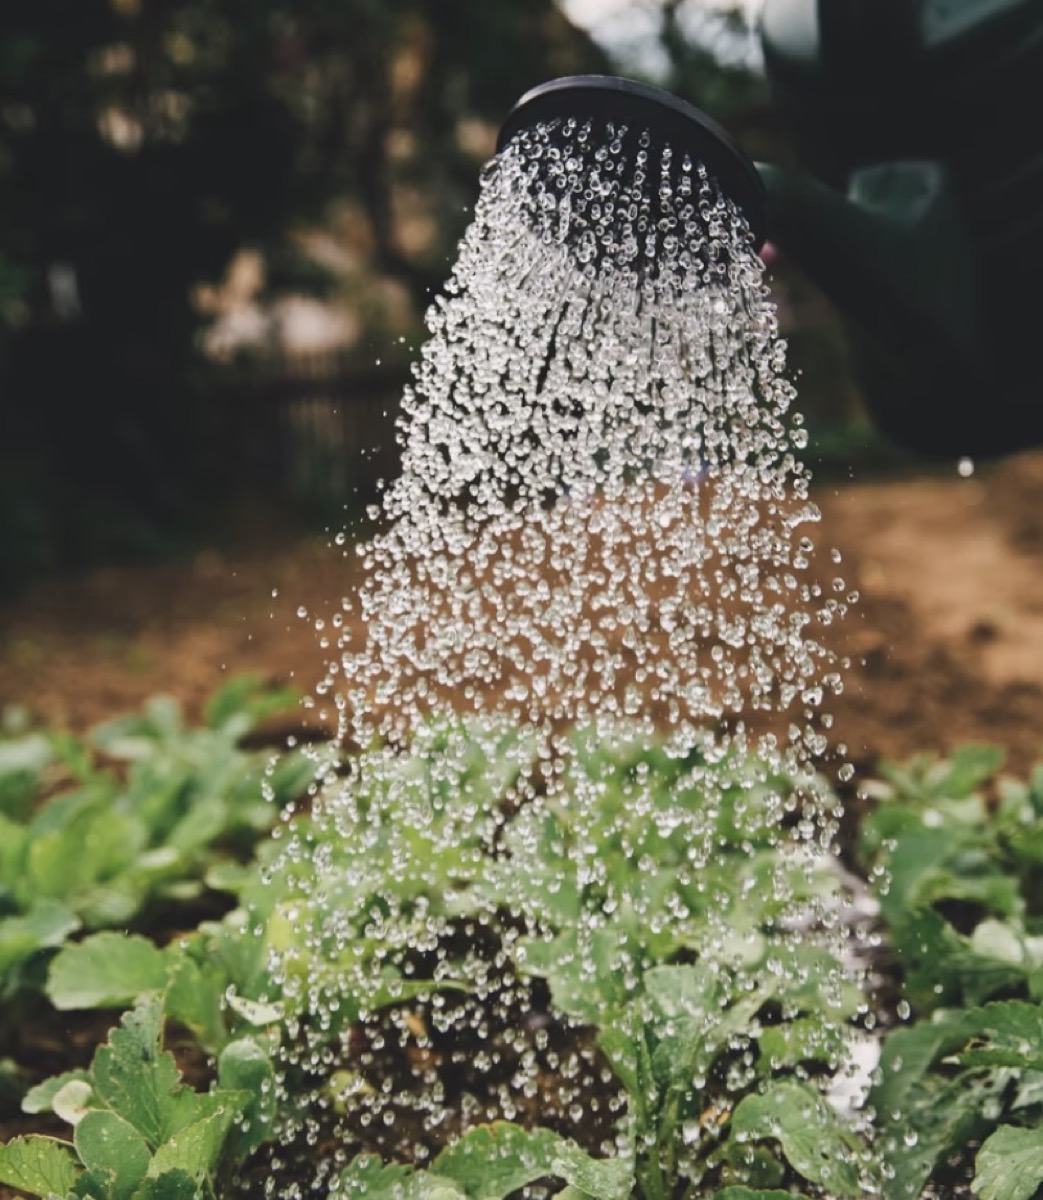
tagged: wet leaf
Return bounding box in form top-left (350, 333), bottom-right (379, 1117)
top-left (972, 1125), bottom-right (1043, 1200)
top-left (729, 1081), bottom-right (863, 1197)
top-left (146, 1107), bottom-right (237, 1183)
top-left (90, 994), bottom-right (184, 1146)
top-left (21, 1069), bottom-right (90, 1116)
top-left (335, 1154), bottom-right (462, 1199)
top-left (433, 1123), bottom-right (630, 1199)
top-left (132, 1168), bottom-right (199, 1200)
top-left (953, 1000), bottom-right (1043, 1072)
top-left (74, 1110), bottom-right (151, 1200)
top-left (876, 1071), bottom-right (999, 1200)
top-left (0, 1135), bottom-right (80, 1198)
top-left (47, 931), bottom-right (168, 1010)
top-left (714, 1190), bottom-right (809, 1200)
top-left (217, 1038), bottom-right (276, 1157)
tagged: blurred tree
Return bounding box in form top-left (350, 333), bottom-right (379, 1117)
top-left (659, 0), bottom-right (766, 116)
top-left (0, 0), bottom-right (605, 586)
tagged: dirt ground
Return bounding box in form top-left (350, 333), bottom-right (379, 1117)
top-left (3, 449), bottom-right (1043, 780)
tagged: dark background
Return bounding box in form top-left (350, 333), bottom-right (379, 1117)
top-left (0, 0), bottom-right (863, 593)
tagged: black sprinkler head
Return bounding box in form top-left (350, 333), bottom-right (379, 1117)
top-left (497, 75), bottom-right (767, 251)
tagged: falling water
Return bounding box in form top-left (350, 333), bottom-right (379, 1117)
top-left (263, 117), bottom-right (865, 1195)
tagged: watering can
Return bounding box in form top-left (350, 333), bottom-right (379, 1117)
top-left (497, 0), bottom-right (1043, 458)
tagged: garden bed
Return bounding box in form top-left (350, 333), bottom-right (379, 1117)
top-left (3, 453), bottom-right (1043, 1199)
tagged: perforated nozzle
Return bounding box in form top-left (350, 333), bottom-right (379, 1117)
top-left (497, 75), bottom-right (767, 250)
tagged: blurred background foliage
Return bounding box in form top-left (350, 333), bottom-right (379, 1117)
top-left (0, 0), bottom-right (859, 593)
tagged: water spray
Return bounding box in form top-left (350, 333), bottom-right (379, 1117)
top-left (267, 59), bottom-right (869, 1196)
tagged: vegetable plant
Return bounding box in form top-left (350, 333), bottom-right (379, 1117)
top-left (862, 744), bottom-right (1043, 1199)
top-left (8, 688), bottom-right (1043, 1199)
top-left (0, 677), bottom-right (313, 999)
top-left (1, 993), bottom-right (273, 1200)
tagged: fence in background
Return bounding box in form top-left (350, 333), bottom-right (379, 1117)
top-left (216, 350), bottom-right (412, 508)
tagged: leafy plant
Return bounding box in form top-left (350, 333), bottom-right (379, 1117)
top-left (36, 706), bottom-right (1043, 1197)
top-left (336, 1123), bottom-right (632, 1199)
top-left (860, 743), bottom-right (1043, 1012)
top-left (862, 744), bottom-right (1043, 1199)
top-left (0, 677), bottom-right (313, 998)
top-left (3, 993), bottom-right (273, 1200)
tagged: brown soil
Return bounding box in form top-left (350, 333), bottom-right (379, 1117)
top-left (3, 452), bottom-right (1043, 776)
top-left (817, 449), bottom-right (1043, 776)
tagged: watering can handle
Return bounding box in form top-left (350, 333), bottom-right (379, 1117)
top-left (818, 0), bottom-right (922, 66)
top-left (757, 158), bottom-right (981, 364)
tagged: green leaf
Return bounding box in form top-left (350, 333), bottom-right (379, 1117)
top-left (972, 1125), bottom-right (1043, 1200)
top-left (939, 744), bottom-right (1005, 797)
top-left (146, 1108), bottom-right (237, 1184)
top-left (719, 1139), bottom-right (786, 1191)
top-left (267, 749), bottom-right (317, 807)
top-left (25, 804), bottom-right (146, 915)
top-left (47, 932), bottom-right (168, 1010)
top-left (954, 1000), bottom-right (1043, 1072)
top-left (164, 801), bottom-right (227, 856)
top-left (714, 1190), bottom-right (810, 1200)
top-left (871, 1010), bottom-right (971, 1121)
top-left (0, 900), bottom-right (80, 979)
top-left (217, 1038), bottom-right (276, 1158)
top-left (90, 994), bottom-right (184, 1147)
top-left (876, 745), bottom-right (1003, 806)
top-left (163, 954), bottom-right (227, 1054)
top-left (334, 1155), bottom-right (461, 1199)
top-left (757, 1018), bottom-right (835, 1071)
top-left (433, 1124), bottom-right (560, 1197)
top-left (1008, 821), bottom-right (1043, 866)
top-left (48, 734), bottom-right (97, 785)
top-left (548, 1141), bottom-right (631, 1198)
top-left (877, 1071), bottom-right (999, 1200)
top-left (517, 927), bottom-right (633, 1025)
top-left (644, 962), bottom-right (721, 1020)
top-left (596, 1023), bottom-right (644, 1100)
top-left (21, 1070), bottom-right (90, 1116)
top-left (875, 825), bottom-right (969, 926)
top-left (0, 732), bottom-right (52, 820)
top-left (90, 698), bottom-right (181, 760)
top-left (0, 1135), bottom-right (80, 1198)
top-left (893, 909), bottom-right (1026, 1009)
top-left (131, 1168), bottom-right (199, 1200)
top-left (729, 1081), bottom-right (864, 1198)
top-left (204, 675), bottom-right (298, 734)
top-left (75, 1110), bottom-right (151, 1200)
top-left (433, 1123), bottom-right (630, 1199)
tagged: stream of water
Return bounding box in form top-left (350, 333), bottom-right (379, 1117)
top-left (264, 116), bottom-right (866, 1195)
